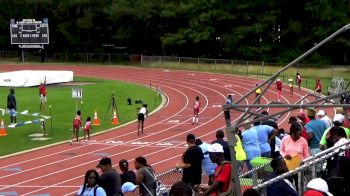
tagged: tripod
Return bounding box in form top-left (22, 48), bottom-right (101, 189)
top-left (104, 93), bottom-right (119, 120)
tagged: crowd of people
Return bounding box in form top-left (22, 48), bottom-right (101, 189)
top-left (75, 106), bottom-right (349, 196)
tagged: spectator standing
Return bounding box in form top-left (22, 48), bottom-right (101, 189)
top-left (288, 76), bottom-right (293, 96)
top-left (226, 94), bottom-right (233, 104)
top-left (77, 169), bottom-right (106, 196)
top-left (316, 110), bottom-right (332, 129)
top-left (197, 143), bottom-right (232, 196)
top-left (176, 134), bottom-right (204, 188)
top-left (319, 114), bottom-right (350, 150)
top-left (97, 157), bottom-right (122, 196)
top-left (305, 108), bottom-right (327, 156)
top-left (119, 159), bottom-right (136, 185)
top-left (212, 130), bottom-right (231, 161)
top-left (134, 156), bottom-right (156, 196)
top-left (276, 79), bottom-right (283, 102)
top-left (195, 139), bottom-right (216, 185)
top-left (241, 121), bottom-right (261, 170)
top-left (253, 121), bottom-right (278, 158)
top-left (296, 72), bottom-right (302, 91)
top-left (7, 88), bottom-right (17, 124)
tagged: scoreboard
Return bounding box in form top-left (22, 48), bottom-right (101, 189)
top-left (10, 19), bottom-right (49, 45)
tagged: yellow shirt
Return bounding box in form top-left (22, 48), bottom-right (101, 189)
top-left (235, 135), bottom-right (247, 161)
top-left (255, 88), bottom-right (261, 94)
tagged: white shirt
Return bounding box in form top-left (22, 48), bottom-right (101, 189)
top-left (139, 107), bottom-right (147, 115)
top-left (77, 186), bottom-right (106, 196)
top-left (320, 116), bottom-right (332, 129)
top-left (334, 138), bottom-right (349, 156)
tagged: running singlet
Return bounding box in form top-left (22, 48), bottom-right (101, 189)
top-left (194, 101), bottom-right (200, 110)
top-left (73, 116), bottom-right (81, 128)
top-left (276, 81), bottom-right (282, 90)
top-left (84, 121), bottom-right (91, 131)
top-left (296, 75), bottom-right (301, 84)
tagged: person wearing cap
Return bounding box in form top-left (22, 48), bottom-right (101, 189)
top-left (119, 159), bottom-right (136, 185)
top-left (304, 178), bottom-right (333, 196)
top-left (255, 83), bottom-right (261, 104)
top-left (96, 157), bottom-right (122, 196)
top-left (176, 134), bottom-right (204, 188)
top-left (121, 182), bottom-right (139, 196)
top-left (335, 107), bottom-right (350, 129)
top-left (197, 143), bottom-right (232, 196)
top-left (195, 139), bottom-right (216, 185)
top-left (319, 113), bottom-right (350, 150)
top-left (305, 108), bottom-right (327, 156)
top-left (76, 169), bottom-right (106, 196)
top-left (263, 158), bottom-right (297, 196)
top-left (316, 110), bottom-right (332, 129)
top-left (276, 78), bottom-right (283, 102)
top-left (211, 130), bottom-right (231, 161)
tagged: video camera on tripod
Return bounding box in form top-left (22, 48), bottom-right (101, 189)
top-left (104, 92), bottom-right (119, 120)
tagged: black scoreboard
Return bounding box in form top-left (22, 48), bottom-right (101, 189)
top-left (10, 18), bottom-right (49, 45)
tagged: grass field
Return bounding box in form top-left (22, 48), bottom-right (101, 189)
top-left (0, 76), bottom-right (160, 156)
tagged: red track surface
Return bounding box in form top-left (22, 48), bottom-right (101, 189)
top-left (0, 64), bottom-right (335, 195)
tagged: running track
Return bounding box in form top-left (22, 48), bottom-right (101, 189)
top-left (0, 64), bottom-right (335, 195)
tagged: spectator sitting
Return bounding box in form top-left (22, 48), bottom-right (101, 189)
top-left (121, 182), bottom-right (140, 196)
top-left (169, 181), bottom-right (193, 196)
top-left (263, 158), bottom-right (297, 196)
top-left (304, 178), bottom-right (333, 196)
top-left (119, 159), bottom-right (136, 185)
top-left (212, 130), bottom-right (231, 161)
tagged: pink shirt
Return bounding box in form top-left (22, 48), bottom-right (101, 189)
top-left (280, 135), bottom-right (310, 160)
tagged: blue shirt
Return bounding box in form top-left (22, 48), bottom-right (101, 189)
top-left (241, 128), bottom-right (261, 160)
top-left (198, 142), bottom-right (216, 176)
top-left (254, 125), bottom-right (274, 153)
top-left (306, 119), bottom-right (327, 148)
top-left (263, 172), bottom-right (297, 196)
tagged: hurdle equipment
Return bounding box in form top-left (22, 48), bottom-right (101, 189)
top-left (0, 119), bottom-right (7, 136)
top-left (92, 110), bottom-right (100, 125)
top-left (112, 109), bottom-right (119, 125)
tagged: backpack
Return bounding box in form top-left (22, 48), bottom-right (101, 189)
top-left (143, 168), bottom-right (169, 196)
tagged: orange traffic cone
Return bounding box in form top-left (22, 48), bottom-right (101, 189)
top-left (0, 119), bottom-right (7, 136)
top-left (92, 110), bottom-right (100, 126)
top-left (112, 109), bottom-right (119, 125)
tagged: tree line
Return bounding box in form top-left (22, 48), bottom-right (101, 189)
top-left (1, 0), bottom-right (350, 64)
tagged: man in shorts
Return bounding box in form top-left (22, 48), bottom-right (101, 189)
top-left (7, 88), bottom-right (17, 124)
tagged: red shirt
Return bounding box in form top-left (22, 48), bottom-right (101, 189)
top-left (73, 115), bottom-right (81, 128)
top-left (213, 163), bottom-right (231, 196)
top-left (39, 85), bottom-right (46, 96)
top-left (296, 75), bottom-right (301, 84)
top-left (276, 81), bottom-right (283, 90)
top-left (315, 81), bottom-right (322, 92)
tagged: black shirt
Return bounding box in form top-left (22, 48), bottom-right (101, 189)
top-left (7, 93), bottom-right (16, 109)
top-left (100, 169), bottom-right (122, 196)
top-left (212, 139), bottom-right (231, 161)
top-left (182, 145), bottom-right (204, 186)
top-left (120, 170), bottom-right (136, 185)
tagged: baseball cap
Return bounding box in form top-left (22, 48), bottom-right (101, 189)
top-left (122, 182), bottom-right (138, 193)
top-left (208, 143), bottom-right (224, 153)
top-left (96, 157), bottom-right (112, 167)
top-left (306, 178), bottom-right (333, 196)
top-left (306, 108), bottom-right (316, 117)
top-left (333, 113), bottom-right (345, 123)
top-left (186, 134), bottom-right (195, 142)
top-left (316, 110), bottom-right (325, 116)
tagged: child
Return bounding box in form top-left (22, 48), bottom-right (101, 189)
top-left (71, 110), bottom-right (81, 144)
top-left (192, 96), bottom-right (200, 124)
top-left (315, 77), bottom-right (322, 95)
top-left (276, 79), bottom-right (283, 101)
top-left (288, 76), bottom-right (293, 96)
top-left (255, 83), bottom-right (261, 104)
top-left (83, 116), bottom-right (92, 143)
top-left (296, 72), bottom-right (302, 91)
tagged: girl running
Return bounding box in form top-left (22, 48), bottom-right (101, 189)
top-left (71, 110), bottom-right (81, 144)
top-left (192, 96), bottom-right (200, 124)
top-left (276, 79), bottom-right (283, 102)
top-left (315, 77), bottom-right (322, 95)
top-left (83, 116), bottom-right (92, 143)
top-left (296, 72), bottom-right (302, 91)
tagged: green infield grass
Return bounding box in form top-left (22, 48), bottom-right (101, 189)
top-left (0, 76), bottom-right (161, 156)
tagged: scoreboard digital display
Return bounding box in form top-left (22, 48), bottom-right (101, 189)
top-left (10, 19), bottom-right (49, 44)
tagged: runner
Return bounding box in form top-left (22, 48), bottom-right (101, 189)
top-left (71, 110), bottom-right (82, 144)
top-left (296, 72), bottom-right (302, 91)
top-left (288, 76), bottom-right (293, 96)
top-left (315, 77), bottom-right (322, 96)
top-left (255, 83), bottom-right (261, 104)
top-left (83, 116), bottom-right (92, 143)
top-left (192, 96), bottom-right (200, 124)
top-left (137, 104), bottom-right (148, 135)
top-left (276, 79), bottom-right (283, 102)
